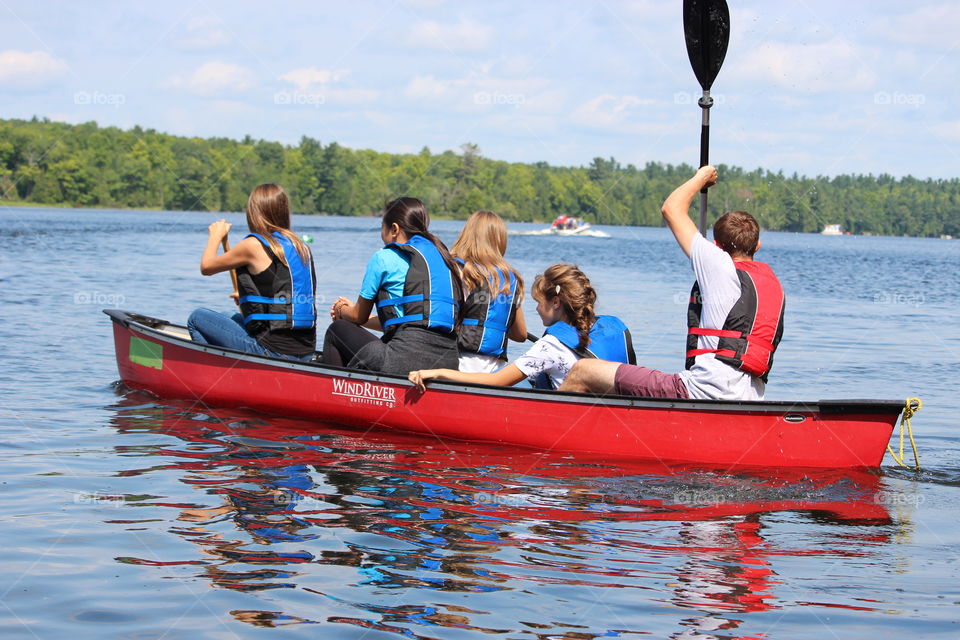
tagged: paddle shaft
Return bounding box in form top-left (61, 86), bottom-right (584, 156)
top-left (221, 237), bottom-right (239, 297)
top-left (698, 90), bottom-right (713, 234)
top-left (683, 0), bottom-right (729, 234)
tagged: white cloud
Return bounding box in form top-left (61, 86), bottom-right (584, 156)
top-left (324, 88), bottom-right (380, 105)
top-left (405, 75), bottom-right (448, 100)
top-left (485, 113), bottom-right (561, 137)
top-left (621, 0), bottom-right (676, 21)
top-left (729, 7), bottom-right (759, 35)
top-left (166, 61), bottom-right (255, 97)
top-left (402, 0), bottom-right (445, 7)
top-left (404, 18), bottom-right (492, 52)
top-left (499, 56), bottom-right (536, 77)
top-left (733, 37), bottom-right (875, 93)
top-left (730, 129), bottom-right (821, 148)
top-left (571, 94), bottom-right (659, 131)
top-left (873, 4), bottom-right (960, 49)
top-left (274, 67), bottom-right (378, 106)
top-left (177, 16), bottom-right (231, 51)
top-left (756, 151), bottom-right (818, 171)
top-left (933, 121), bottom-right (960, 142)
top-left (363, 111), bottom-right (395, 128)
top-left (210, 99), bottom-right (259, 118)
top-left (0, 50), bottom-right (68, 88)
top-left (404, 62), bottom-right (562, 115)
top-left (280, 67), bottom-right (349, 90)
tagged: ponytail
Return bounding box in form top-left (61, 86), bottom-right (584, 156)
top-left (532, 264), bottom-right (597, 350)
top-left (382, 197), bottom-right (464, 303)
top-left (245, 183), bottom-right (311, 265)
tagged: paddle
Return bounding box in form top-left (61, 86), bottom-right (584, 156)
top-left (683, 0), bottom-right (730, 234)
top-left (221, 237), bottom-right (239, 300)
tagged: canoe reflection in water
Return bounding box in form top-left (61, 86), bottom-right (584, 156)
top-left (108, 395), bottom-right (904, 638)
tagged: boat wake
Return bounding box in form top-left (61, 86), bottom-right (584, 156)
top-left (509, 228), bottom-right (611, 238)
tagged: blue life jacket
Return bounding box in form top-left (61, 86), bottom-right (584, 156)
top-left (532, 315), bottom-right (636, 390)
top-left (375, 235), bottom-right (460, 336)
top-left (457, 261), bottom-right (519, 358)
top-left (237, 232), bottom-right (316, 331)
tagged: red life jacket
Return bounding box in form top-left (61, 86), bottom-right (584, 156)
top-left (685, 260), bottom-right (785, 382)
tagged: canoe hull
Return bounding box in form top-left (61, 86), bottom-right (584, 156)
top-left (107, 310), bottom-right (902, 469)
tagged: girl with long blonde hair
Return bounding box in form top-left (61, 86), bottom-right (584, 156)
top-left (409, 263), bottom-right (635, 391)
top-left (187, 183), bottom-right (317, 359)
top-left (451, 210), bottom-right (527, 372)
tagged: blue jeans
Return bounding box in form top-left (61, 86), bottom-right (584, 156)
top-left (187, 308), bottom-right (310, 361)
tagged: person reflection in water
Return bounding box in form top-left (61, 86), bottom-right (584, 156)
top-left (670, 517), bottom-right (774, 638)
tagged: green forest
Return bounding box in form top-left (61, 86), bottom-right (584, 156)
top-left (1, 117), bottom-right (957, 237)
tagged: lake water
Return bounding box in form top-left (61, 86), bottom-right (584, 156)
top-left (2, 207), bottom-right (959, 638)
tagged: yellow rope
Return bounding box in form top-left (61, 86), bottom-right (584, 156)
top-left (887, 398), bottom-right (922, 470)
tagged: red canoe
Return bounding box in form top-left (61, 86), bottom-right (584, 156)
top-left (105, 309), bottom-right (906, 469)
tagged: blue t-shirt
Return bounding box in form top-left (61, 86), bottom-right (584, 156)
top-left (359, 247), bottom-right (411, 315)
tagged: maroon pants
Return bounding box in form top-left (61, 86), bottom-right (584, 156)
top-left (614, 364), bottom-right (689, 398)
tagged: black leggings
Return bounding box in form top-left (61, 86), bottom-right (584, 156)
top-left (321, 320), bottom-right (378, 367)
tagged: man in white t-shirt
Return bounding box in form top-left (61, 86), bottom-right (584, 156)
top-left (560, 166), bottom-right (785, 400)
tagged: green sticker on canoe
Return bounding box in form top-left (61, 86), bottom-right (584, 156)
top-left (130, 336), bottom-right (163, 370)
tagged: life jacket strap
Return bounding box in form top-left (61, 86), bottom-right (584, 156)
top-left (686, 348), bottom-right (738, 359)
top-left (744, 335), bottom-right (776, 352)
top-left (688, 327), bottom-right (742, 339)
top-left (243, 313), bottom-right (287, 325)
top-left (382, 313), bottom-right (425, 328)
top-left (377, 294), bottom-right (423, 309)
top-left (377, 294), bottom-right (458, 309)
top-left (460, 318), bottom-right (508, 333)
top-left (238, 295), bottom-right (287, 304)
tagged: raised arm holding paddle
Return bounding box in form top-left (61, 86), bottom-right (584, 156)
top-left (561, 1), bottom-right (786, 401)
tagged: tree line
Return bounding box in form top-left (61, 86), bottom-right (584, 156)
top-left (1, 117), bottom-right (957, 237)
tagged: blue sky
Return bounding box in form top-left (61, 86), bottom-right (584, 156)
top-left (1, 0), bottom-right (956, 179)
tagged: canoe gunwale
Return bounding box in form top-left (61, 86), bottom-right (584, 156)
top-left (103, 308), bottom-right (905, 418)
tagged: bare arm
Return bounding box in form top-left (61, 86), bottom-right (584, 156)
top-left (333, 296), bottom-right (376, 325)
top-left (200, 221), bottom-right (258, 275)
top-left (409, 363), bottom-right (527, 391)
top-left (508, 306), bottom-right (528, 342)
top-left (362, 312), bottom-right (382, 331)
top-left (661, 165), bottom-right (718, 258)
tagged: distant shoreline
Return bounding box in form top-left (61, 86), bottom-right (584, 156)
top-left (4, 202), bottom-right (948, 240)
top-left (2, 200), bottom-right (169, 212)
top-left (4, 118), bottom-right (957, 238)
top-left (0, 201), bottom-right (458, 221)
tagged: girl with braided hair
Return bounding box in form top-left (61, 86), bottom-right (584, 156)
top-left (409, 263), bottom-right (634, 391)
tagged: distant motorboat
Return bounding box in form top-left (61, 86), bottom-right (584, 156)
top-left (821, 224), bottom-right (843, 236)
top-left (510, 216), bottom-right (611, 238)
top-left (552, 221), bottom-right (594, 236)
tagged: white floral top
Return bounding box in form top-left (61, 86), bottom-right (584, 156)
top-left (513, 335), bottom-right (579, 388)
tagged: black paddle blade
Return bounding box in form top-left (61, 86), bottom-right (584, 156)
top-left (683, 0), bottom-right (730, 91)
